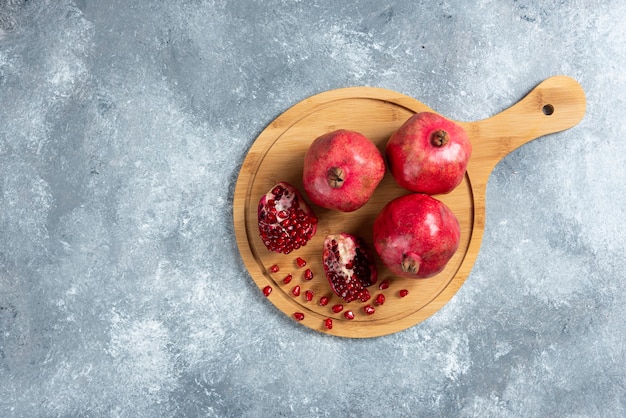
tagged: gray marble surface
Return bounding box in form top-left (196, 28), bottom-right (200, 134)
top-left (1, 1), bottom-right (625, 417)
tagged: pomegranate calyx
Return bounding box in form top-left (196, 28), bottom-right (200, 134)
top-left (430, 129), bottom-right (449, 147)
top-left (327, 167), bottom-right (345, 188)
top-left (401, 252), bottom-right (421, 275)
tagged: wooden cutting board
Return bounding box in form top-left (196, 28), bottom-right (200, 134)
top-left (233, 75), bottom-right (586, 338)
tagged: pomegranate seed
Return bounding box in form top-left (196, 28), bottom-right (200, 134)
top-left (304, 268), bottom-right (313, 280)
top-left (293, 312), bottom-right (304, 321)
top-left (262, 286), bottom-right (272, 297)
top-left (269, 264), bottom-right (279, 273)
top-left (344, 310), bottom-right (355, 320)
top-left (282, 274), bottom-right (293, 284)
top-left (305, 290), bottom-right (314, 302)
top-left (331, 304), bottom-right (343, 313)
top-left (296, 257), bottom-right (307, 268)
top-left (324, 318), bottom-right (333, 330)
top-left (374, 293), bottom-right (385, 305)
top-left (379, 280), bottom-right (390, 290)
top-left (292, 285), bottom-right (301, 297)
top-left (399, 289), bottom-right (409, 297)
top-left (363, 305), bottom-right (375, 315)
top-left (319, 296), bottom-right (329, 306)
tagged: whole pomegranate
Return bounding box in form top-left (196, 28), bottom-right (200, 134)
top-left (386, 112), bottom-right (471, 194)
top-left (257, 182), bottom-right (318, 254)
top-left (303, 130), bottom-right (385, 212)
top-left (373, 193), bottom-right (460, 279)
top-left (323, 232), bottom-right (377, 303)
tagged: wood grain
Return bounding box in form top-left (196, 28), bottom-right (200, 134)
top-left (233, 75), bottom-right (586, 338)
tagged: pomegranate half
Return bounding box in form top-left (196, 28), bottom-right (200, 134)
top-left (257, 182), bottom-right (318, 254)
top-left (322, 232), bottom-right (377, 303)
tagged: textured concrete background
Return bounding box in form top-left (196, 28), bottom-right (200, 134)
top-left (1, 1), bottom-right (625, 417)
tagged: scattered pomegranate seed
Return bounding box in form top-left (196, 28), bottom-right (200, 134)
top-left (374, 293), bottom-right (385, 305)
top-left (379, 280), bottom-right (390, 290)
top-left (304, 268), bottom-right (313, 280)
top-left (363, 305), bottom-right (375, 315)
top-left (319, 296), bottom-right (329, 306)
top-left (344, 310), bottom-right (355, 320)
top-left (262, 286), bottom-right (272, 297)
top-left (399, 289), bottom-right (409, 297)
top-left (282, 274), bottom-right (293, 284)
top-left (305, 290), bottom-right (314, 302)
top-left (293, 312), bottom-right (304, 321)
top-left (292, 285), bottom-right (301, 297)
top-left (269, 264), bottom-right (280, 273)
top-left (332, 304), bottom-right (344, 313)
top-left (296, 257), bottom-right (307, 268)
top-left (324, 318), bottom-right (333, 330)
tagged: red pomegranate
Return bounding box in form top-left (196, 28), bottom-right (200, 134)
top-left (373, 193), bottom-right (460, 279)
top-left (386, 112), bottom-right (471, 195)
top-left (303, 129), bottom-right (385, 212)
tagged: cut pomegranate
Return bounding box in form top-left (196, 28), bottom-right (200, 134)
top-left (305, 290), bottom-right (314, 302)
top-left (269, 264), bottom-right (279, 273)
top-left (379, 280), bottom-right (390, 290)
top-left (374, 294), bottom-right (385, 306)
top-left (399, 289), bottom-right (409, 297)
top-left (258, 182), bottom-right (318, 254)
top-left (324, 318), bottom-right (333, 330)
top-left (322, 233), bottom-right (377, 303)
top-left (296, 257), bottom-right (307, 268)
top-left (319, 296), bottom-right (329, 306)
top-left (331, 304), bottom-right (344, 313)
top-left (282, 274), bottom-right (293, 284)
top-left (292, 285), bottom-right (301, 297)
top-left (293, 312), bottom-right (304, 321)
top-left (304, 269), bottom-right (313, 281)
top-left (344, 310), bottom-right (355, 320)
top-left (363, 305), bottom-right (375, 315)
top-left (262, 286), bottom-right (272, 297)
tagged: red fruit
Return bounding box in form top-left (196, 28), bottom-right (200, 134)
top-left (399, 289), bottom-right (409, 297)
top-left (292, 285), bottom-right (301, 297)
top-left (386, 112), bottom-right (471, 194)
top-left (303, 130), bottom-right (385, 212)
top-left (303, 268), bottom-right (313, 281)
top-left (332, 304), bottom-right (344, 313)
top-left (258, 182), bottom-right (318, 254)
top-left (373, 194), bottom-right (460, 279)
top-left (269, 264), bottom-right (279, 273)
top-left (263, 286), bottom-right (272, 297)
top-left (319, 296), bottom-right (330, 306)
top-left (363, 305), bottom-right (375, 315)
top-left (293, 312), bottom-right (305, 321)
top-left (322, 233), bottom-right (377, 303)
top-left (374, 294), bottom-right (385, 306)
top-left (282, 274), bottom-right (293, 284)
top-left (296, 257), bottom-right (307, 268)
top-left (305, 290), bottom-right (314, 302)
top-left (344, 310), bottom-right (355, 320)
top-left (378, 280), bottom-right (390, 290)
top-left (324, 318), bottom-right (333, 330)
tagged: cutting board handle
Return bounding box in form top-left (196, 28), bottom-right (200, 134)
top-left (466, 75), bottom-right (586, 174)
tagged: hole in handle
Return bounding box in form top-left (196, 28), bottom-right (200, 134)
top-left (542, 104), bottom-right (554, 116)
